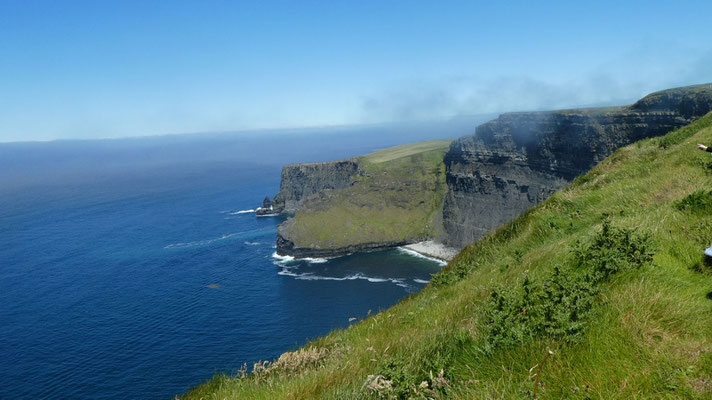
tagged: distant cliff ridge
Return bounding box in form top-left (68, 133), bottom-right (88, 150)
top-left (443, 84), bottom-right (712, 247)
top-left (270, 84), bottom-right (712, 256)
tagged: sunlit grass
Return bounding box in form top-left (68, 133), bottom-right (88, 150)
top-left (182, 113), bottom-right (712, 399)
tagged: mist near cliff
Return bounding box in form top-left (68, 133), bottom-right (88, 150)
top-left (0, 117), bottom-right (493, 215)
top-left (360, 46), bottom-right (712, 122)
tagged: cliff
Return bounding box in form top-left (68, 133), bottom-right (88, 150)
top-left (271, 84), bottom-right (712, 255)
top-left (443, 83), bottom-right (712, 247)
top-left (275, 140), bottom-right (452, 257)
top-left (272, 160), bottom-right (361, 212)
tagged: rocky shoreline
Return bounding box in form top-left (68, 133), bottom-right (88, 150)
top-left (276, 226), bottom-right (457, 265)
top-left (276, 230), bottom-right (415, 258)
top-left (401, 240), bottom-right (458, 262)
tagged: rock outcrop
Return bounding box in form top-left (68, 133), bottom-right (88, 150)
top-left (272, 160), bottom-right (360, 213)
top-left (443, 84), bottom-right (712, 247)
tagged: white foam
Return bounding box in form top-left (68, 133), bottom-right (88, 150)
top-left (275, 267), bottom-right (411, 288)
top-left (271, 252), bottom-right (331, 264)
top-left (244, 241), bottom-right (261, 246)
top-left (165, 232), bottom-right (239, 249)
top-left (397, 247), bottom-right (447, 266)
top-left (413, 278), bottom-right (430, 284)
top-left (229, 209), bottom-right (255, 215)
top-left (272, 252), bottom-right (296, 263)
top-left (302, 257), bottom-right (329, 264)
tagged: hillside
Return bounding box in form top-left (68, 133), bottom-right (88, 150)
top-left (277, 139), bottom-right (452, 257)
top-left (183, 113), bottom-right (712, 398)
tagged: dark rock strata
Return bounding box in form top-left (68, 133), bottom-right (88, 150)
top-left (276, 229), bottom-right (412, 258)
top-left (272, 160), bottom-right (360, 212)
top-left (276, 218), bottom-right (417, 258)
top-left (443, 84), bottom-right (712, 247)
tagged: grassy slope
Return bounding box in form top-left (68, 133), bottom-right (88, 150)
top-left (182, 116), bottom-right (712, 399)
top-left (287, 139), bottom-right (452, 249)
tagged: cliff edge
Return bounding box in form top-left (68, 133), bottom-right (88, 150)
top-left (443, 83), bottom-right (712, 246)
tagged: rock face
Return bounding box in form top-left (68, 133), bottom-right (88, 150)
top-left (272, 160), bottom-right (360, 212)
top-left (443, 84), bottom-right (712, 247)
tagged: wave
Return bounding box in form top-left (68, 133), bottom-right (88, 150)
top-left (413, 278), bottom-right (430, 284)
top-left (396, 247), bottom-right (447, 266)
top-left (229, 209), bottom-right (255, 215)
top-left (271, 252), bottom-right (330, 264)
top-left (301, 257), bottom-right (329, 263)
top-left (277, 269), bottom-right (404, 284)
top-left (272, 252), bottom-right (296, 263)
top-left (244, 241), bottom-right (261, 246)
top-left (275, 264), bottom-right (411, 288)
top-left (165, 233), bottom-right (239, 249)
top-left (165, 227), bottom-right (274, 249)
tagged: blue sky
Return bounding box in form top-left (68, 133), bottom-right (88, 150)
top-left (1, 0), bottom-right (711, 142)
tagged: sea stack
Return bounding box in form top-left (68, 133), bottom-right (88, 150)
top-left (256, 195), bottom-right (279, 217)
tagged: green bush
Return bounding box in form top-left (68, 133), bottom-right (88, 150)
top-left (675, 190), bottom-right (712, 213)
top-left (573, 219), bottom-right (654, 280)
top-left (483, 220), bottom-right (653, 352)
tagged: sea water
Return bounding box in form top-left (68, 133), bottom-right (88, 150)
top-left (0, 120), bottom-right (479, 399)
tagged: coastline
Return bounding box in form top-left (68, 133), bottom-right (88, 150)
top-left (400, 240), bottom-right (458, 263)
top-left (276, 235), bottom-right (457, 265)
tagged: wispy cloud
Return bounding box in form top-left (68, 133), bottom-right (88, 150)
top-left (360, 45), bottom-right (712, 122)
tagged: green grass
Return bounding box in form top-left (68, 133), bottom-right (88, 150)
top-left (359, 139), bottom-right (454, 164)
top-left (285, 139), bottom-right (452, 249)
top-left (181, 113), bottom-right (712, 399)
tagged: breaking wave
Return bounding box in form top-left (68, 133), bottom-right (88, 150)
top-left (396, 247), bottom-right (447, 266)
top-left (277, 269), bottom-right (406, 285)
top-left (271, 252), bottom-right (329, 264)
top-left (229, 209), bottom-right (255, 215)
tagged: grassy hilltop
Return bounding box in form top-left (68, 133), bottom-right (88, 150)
top-left (183, 115), bottom-right (712, 399)
top-left (281, 139), bottom-right (452, 251)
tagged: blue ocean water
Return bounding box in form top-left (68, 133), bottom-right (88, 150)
top-left (0, 120), bottom-right (481, 399)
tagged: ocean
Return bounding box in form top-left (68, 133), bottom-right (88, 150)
top-left (0, 119), bottom-right (483, 399)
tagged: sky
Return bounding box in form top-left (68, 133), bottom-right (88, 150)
top-left (1, 0), bottom-right (712, 142)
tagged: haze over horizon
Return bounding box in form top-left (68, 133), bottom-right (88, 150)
top-left (2, 0), bottom-right (712, 142)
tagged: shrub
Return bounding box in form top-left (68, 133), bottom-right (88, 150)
top-left (430, 260), bottom-right (474, 286)
top-left (675, 190), bottom-right (712, 214)
top-left (483, 220), bottom-right (653, 352)
top-left (573, 219), bottom-right (654, 280)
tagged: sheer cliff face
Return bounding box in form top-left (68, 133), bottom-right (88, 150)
top-left (273, 160), bottom-right (360, 212)
top-left (443, 84), bottom-right (712, 247)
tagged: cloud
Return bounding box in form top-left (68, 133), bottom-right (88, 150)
top-left (359, 46), bottom-right (712, 123)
